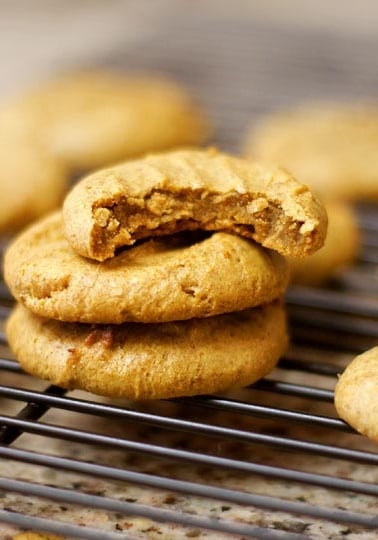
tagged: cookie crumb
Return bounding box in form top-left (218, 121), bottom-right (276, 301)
top-left (93, 207), bottom-right (112, 227)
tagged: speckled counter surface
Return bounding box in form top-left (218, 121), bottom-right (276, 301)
top-left (1, 356), bottom-right (377, 540)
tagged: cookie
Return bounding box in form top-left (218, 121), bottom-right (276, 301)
top-left (6, 301), bottom-right (288, 400)
top-left (0, 132), bottom-right (67, 233)
top-left (245, 103), bottom-right (378, 201)
top-left (288, 200), bottom-right (360, 285)
top-left (4, 212), bottom-right (288, 323)
top-left (334, 347), bottom-right (378, 443)
top-left (10, 71), bottom-right (209, 171)
top-left (62, 148), bottom-right (327, 261)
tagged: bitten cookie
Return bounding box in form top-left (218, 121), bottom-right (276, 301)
top-left (288, 200), bottom-right (360, 285)
top-left (245, 103), bottom-right (378, 201)
top-left (9, 71), bottom-right (209, 171)
top-left (4, 212), bottom-right (289, 324)
top-left (6, 301), bottom-right (288, 400)
top-left (62, 148), bottom-right (327, 261)
top-left (334, 347), bottom-right (378, 443)
top-left (0, 132), bottom-right (67, 233)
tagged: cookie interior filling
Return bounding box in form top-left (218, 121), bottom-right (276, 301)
top-left (91, 188), bottom-right (313, 260)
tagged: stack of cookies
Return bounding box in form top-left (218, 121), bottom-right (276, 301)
top-left (4, 149), bottom-right (327, 400)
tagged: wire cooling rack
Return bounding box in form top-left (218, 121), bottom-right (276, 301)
top-left (1, 6), bottom-right (378, 539)
top-left (0, 214), bottom-right (377, 539)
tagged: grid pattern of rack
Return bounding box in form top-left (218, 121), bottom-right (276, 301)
top-left (1, 8), bottom-right (378, 539)
top-left (1, 217), bottom-right (377, 539)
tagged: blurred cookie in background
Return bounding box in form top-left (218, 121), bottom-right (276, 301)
top-left (0, 132), bottom-right (67, 233)
top-left (288, 200), bottom-right (360, 286)
top-left (0, 71), bottom-right (209, 234)
top-left (244, 103), bottom-right (378, 201)
top-left (5, 71), bottom-right (210, 172)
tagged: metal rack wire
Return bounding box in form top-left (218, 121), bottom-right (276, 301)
top-left (1, 7), bottom-right (378, 539)
top-left (0, 212), bottom-right (377, 539)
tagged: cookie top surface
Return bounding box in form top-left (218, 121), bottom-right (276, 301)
top-left (9, 71), bottom-right (209, 171)
top-left (334, 347), bottom-right (378, 443)
top-left (0, 129), bottom-right (67, 233)
top-left (288, 200), bottom-right (360, 285)
top-left (62, 147), bottom-right (327, 261)
top-left (245, 103), bottom-right (378, 201)
top-left (7, 301), bottom-right (288, 400)
top-left (4, 212), bottom-right (289, 324)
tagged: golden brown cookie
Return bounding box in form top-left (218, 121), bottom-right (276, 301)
top-left (288, 200), bottom-right (360, 285)
top-left (334, 347), bottom-right (378, 443)
top-left (62, 148), bottom-right (327, 261)
top-left (10, 71), bottom-right (209, 171)
top-left (0, 131), bottom-right (67, 233)
top-left (245, 103), bottom-right (378, 201)
top-left (6, 301), bottom-right (288, 400)
top-left (4, 212), bottom-right (288, 324)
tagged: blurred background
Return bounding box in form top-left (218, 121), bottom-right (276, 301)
top-left (2, 0), bottom-right (378, 151)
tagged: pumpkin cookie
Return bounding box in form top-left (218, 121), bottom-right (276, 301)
top-left (288, 200), bottom-right (360, 285)
top-left (62, 148), bottom-right (327, 261)
top-left (4, 212), bottom-right (288, 324)
top-left (245, 103), bottom-right (378, 201)
top-left (335, 347), bottom-right (378, 443)
top-left (10, 71), bottom-right (209, 171)
top-left (6, 301), bottom-right (288, 400)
